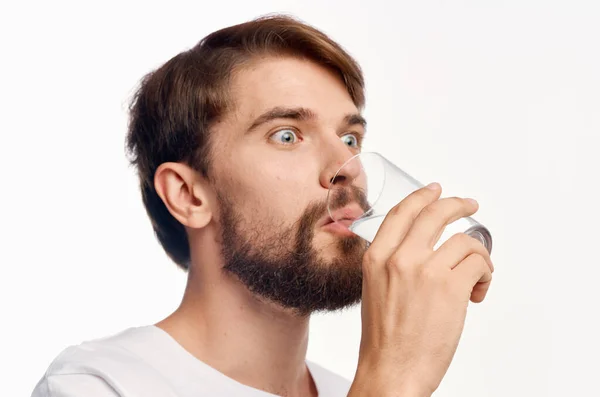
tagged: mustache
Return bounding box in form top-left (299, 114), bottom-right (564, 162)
top-left (299, 185), bottom-right (371, 232)
top-left (328, 185), bottom-right (370, 214)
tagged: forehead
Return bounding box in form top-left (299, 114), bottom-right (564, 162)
top-left (228, 56), bottom-right (358, 123)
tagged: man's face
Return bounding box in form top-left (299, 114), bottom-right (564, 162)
top-left (209, 56), bottom-right (369, 315)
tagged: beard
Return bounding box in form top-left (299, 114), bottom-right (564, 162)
top-left (218, 186), bottom-right (369, 316)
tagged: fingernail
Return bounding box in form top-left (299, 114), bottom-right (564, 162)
top-left (426, 182), bottom-right (440, 190)
top-left (466, 198), bottom-right (478, 206)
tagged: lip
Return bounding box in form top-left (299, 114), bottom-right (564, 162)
top-left (325, 205), bottom-right (364, 224)
top-left (321, 219), bottom-right (358, 237)
top-left (318, 204), bottom-right (364, 235)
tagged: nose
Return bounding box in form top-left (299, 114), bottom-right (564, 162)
top-left (320, 145), bottom-right (362, 190)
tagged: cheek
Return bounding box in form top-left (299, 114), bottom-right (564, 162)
top-left (251, 168), bottom-right (306, 219)
top-left (221, 141), bottom-right (322, 225)
top-left (240, 161), bottom-right (315, 224)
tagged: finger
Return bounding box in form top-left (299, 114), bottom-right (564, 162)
top-left (366, 183), bottom-right (442, 263)
top-left (428, 232), bottom-right (494, 273)
top-left (452, 253), bottom-right (493, 299)
top-left (470, 278), bottom-right (492, 303)
top-left (399, 197), bottom-right (479, 252)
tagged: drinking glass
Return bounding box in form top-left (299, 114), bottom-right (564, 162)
top-left (326, 152), bottom-right (492, 253)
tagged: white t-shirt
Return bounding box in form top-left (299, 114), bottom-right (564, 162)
top-left (31, 325), bottom-right (352, 397)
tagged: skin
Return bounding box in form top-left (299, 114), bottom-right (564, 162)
top-left (153, 56), bottom-right (367, 397)
top-left (347, 187), bottom-right (493, 396)
top-left (152, 55), bottom-right (494, 397)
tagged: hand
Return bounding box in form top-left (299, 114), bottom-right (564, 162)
top-left (348, 183), bottom-right (494, 397)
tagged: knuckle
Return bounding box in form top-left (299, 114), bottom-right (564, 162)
top-left (464, 238), bottom-right (493, 270)
top-left (472, 251), bottom-right (485, 262)
top-left (388, 201), bottom-right (404, 216)
top-left (362, 250), bottom-right (383, 267)
top-left (449, 233), bottom-right (488, 256)
top-left (393, 193), bottom-right (429, 217)
top-left (385, 251), bottom-right (414, 274)
top-left (450, 232), bottom-right (473, 247)
top-left (419, 202), bottom-right (439, 218)
top-left (466, 251), bottom-right (484, 262)
top-left (404, 188), bottom-right (440, 212)
top-left (385, 253), bottom-right (404, 272)
top-left (421, 266), bottom-right (445, 284)
top-left (478, 254), bottom-right (491, 271)
top-left (445, 196), bottom-right (467, 210)
top-left (470, 253), bottom-right (489, 273)
top-left (420, 196), bottom-right (461, 218)
top-left (444, 196), bottom-right (469, 212)
top-left (384, 260), bottom-right (399, 274)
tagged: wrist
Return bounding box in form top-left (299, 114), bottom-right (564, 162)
top-left (350, 359), bottom-right (432, 397)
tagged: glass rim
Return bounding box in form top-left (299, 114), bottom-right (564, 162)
top-left (326, 151), bottom-right (388, 221)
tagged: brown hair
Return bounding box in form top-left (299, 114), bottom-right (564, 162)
top-left (126, 14), bottom-right (365, 270)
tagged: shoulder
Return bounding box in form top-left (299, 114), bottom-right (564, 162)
top-left (32, 372), bottom-right (120, 397)
top-left (306, 361), bottom-right (352, 397)
top-left (41, 326), bottom-right (158, 377)
top-left (31, 327), bottom-right (178, 397)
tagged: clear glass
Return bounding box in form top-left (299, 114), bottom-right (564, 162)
top-left (326, 152), bottom-right (492, 253)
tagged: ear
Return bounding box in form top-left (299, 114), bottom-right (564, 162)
top-left (153, 162), bottom-right (212, 229)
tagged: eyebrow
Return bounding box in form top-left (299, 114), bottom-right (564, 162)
top-left (246, 106), bottom-right (367, 133)
top-left (344, 113), bottom-right (367, 129)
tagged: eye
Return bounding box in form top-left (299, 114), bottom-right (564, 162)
top-left (269, 129), bottom-right (299, 145)
top-left (341, 133), bottom-right (360, 148)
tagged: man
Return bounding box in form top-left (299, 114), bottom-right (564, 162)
top-left (32, 15), bottom-right (493, 397)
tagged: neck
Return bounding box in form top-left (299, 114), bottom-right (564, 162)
top-left (156, 246), bottom-right (317, 397)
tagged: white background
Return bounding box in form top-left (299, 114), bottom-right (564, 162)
top-left (1, 0), bottom-right (599, 395)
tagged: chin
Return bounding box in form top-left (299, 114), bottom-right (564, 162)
top-left (314, 232), bottom-right (365, 263)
